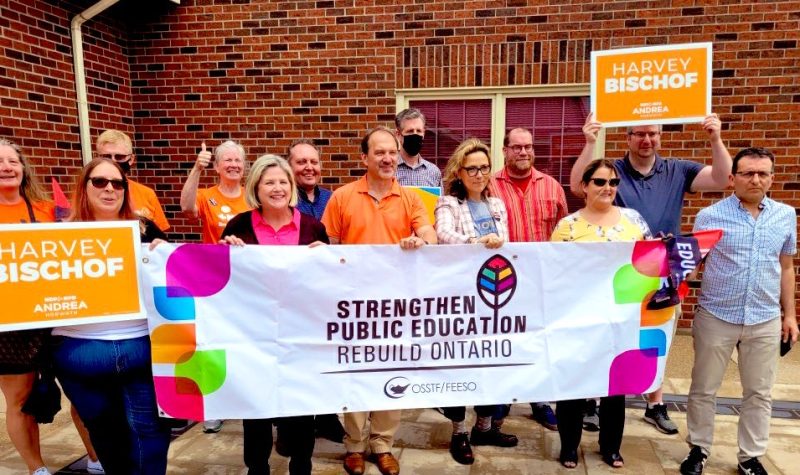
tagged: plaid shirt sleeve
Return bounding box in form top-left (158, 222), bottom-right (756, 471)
top-left (434, 195), bottom-right (472, 244)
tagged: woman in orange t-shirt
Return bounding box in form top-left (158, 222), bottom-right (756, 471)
top-left (0, 138), bottom-right (55, 475)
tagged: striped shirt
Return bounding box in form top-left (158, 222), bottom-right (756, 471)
top-left (693, 194), bottom-right (797, 325)
top-left (488, 167), bottom-right (568, 242)
top-left (396, 155), bottom-right (443, 188)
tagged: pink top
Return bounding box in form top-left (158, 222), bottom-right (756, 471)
top-left (251, 208), bottom-right (301, 245)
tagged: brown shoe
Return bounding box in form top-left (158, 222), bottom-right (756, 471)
top-left (372, 452), bottom-right (400, 475)
top-left (343, 452), bottom-right (365, 475)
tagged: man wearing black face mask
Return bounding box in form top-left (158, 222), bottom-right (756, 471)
top-left (394, 108), bottom-right (443, 188)
top-left (95, 129), bottom-right (170, 231)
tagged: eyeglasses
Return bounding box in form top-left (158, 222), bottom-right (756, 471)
top-left (589, 178), bottom-right (621, 187)
top-left (97, 153), bottom-right (132, 162)
top-left (462, 165), bottom-right (491, 177)
top-left (89, 177), bottom-right (127, 190)
top-left (508, 144), bottom-right (533, 154)
top-left (628, 131), bottom-right (660, 140)
top-left (736, 171), bottom-right (772, 180)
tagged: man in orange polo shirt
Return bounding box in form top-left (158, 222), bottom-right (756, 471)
top-left (96, 130), bottom-right (170, 231)
top-left (322, 126), bottom-right (437, 475)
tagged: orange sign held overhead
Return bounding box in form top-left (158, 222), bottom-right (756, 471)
top-left (591, 43), bottom-right (712, 127)
top-left (0, 221), bottom-right (143, 331)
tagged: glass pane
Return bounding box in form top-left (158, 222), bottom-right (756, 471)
top-left (506, 96), bottom-right (589, 212)
top-left (411, 99), bottom-right (492, 168)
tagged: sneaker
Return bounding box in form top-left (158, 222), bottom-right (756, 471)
top-left (679, 446), bottom-right (707, 475)
top-left (643, 404), bottom-right (678, 434)
top-left (203, 419), bottom-right (223, 433)
top-left (470, 426), bottom-right (518, 447)
top-left (738, 457), bottom-right (768, 475)
top-left (86, 458), bottom-right (105, 475)
top-left (32, 468), bottom-right (51, 475)
top-left (530, 403), bottom-right (558, 431)
top-left (583, 399), bottom-right (600, 432)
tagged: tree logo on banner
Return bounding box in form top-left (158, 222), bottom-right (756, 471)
top-left (476, 255), bottom-right (518, 315)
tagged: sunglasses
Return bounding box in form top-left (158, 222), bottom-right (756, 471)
top-left (89, 177), bottom-right (127, 190)
top-left (589, 178), bottom-right (621, 187)
top-left (97, 153), bottom-right (132, 162)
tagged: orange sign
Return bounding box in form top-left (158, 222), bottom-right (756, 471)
top-left (0, 221), bottom-right (143, 331)
top-left (591, 43), bottom-right (712, 127)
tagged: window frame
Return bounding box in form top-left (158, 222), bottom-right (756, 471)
top-left (396, 84), bottom-right (604, 171)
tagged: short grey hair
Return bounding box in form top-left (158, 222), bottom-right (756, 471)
top-left (395, 108), bottom-right (426, 129)
top-left (214, 140), bottom-right (246, 161)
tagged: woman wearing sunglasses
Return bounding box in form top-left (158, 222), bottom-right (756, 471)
top-left (434, 138), bottom-right (513, 466)
top-left (52, 158), bottom-right (171, 474)
top-left (0, 139), bottom-right (57, 475)
top-left (551, 158), bottom-right (652, 470)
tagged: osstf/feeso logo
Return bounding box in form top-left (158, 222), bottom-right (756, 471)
top-left (383, 376), bottom-right (410, 399)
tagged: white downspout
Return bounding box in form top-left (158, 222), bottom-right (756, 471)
top-left (71, 0), bottom-right (120, 164)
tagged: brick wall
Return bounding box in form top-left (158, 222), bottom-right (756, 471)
top-left (2, 0), bottom-right (798, 323)
top-left (0, 0), bottom-right (133, 193)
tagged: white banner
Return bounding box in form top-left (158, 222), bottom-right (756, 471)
top-left (142, 241), bottom-right (677, 420)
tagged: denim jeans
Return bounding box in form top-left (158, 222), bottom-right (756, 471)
top-left (53, 335), bottom-right (171, 475)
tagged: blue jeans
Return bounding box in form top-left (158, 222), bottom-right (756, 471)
top-left (53, 335), bottom-right (171, 475)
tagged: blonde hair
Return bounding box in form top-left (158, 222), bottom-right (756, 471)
top-left (96, 129), bottom-right (133, 154)
top-left (0, 138), bottom-right (48, 202)
top-left (244, 154), bottom-right (298, 209)
top-left (442, 138), bottom-right (492, 200)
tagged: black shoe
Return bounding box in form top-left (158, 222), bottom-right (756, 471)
top-left (643, 403), bottom-right (679, 434)
top-left (583, 399), bottom-right (599, 432)
top-left (315, 413), bottom-right (345, 443)
top-left (738, 457), bottom-right (768, 475)
top-left (449, 432), bottom-right (474, 465)
top-left (470, 426), bottom-right (518, 447)
top-left (680, 446), bottom-right (708, 475)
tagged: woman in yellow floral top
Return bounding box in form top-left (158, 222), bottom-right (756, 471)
top-left (551, 158), bottom-right (651, 470)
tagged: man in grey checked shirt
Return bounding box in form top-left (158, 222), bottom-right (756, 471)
top-left (394, 108), bottom-right (443, 188)
top-left (680, 147), bottom-right (798, 475)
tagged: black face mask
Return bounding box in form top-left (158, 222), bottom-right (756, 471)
top-left (117, 159), bottom-right (132, 174)
top-left (401, 134), bottom-right (424, 157)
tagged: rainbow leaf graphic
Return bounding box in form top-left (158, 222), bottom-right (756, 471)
top-left (476, 255), bottom-right (517, 311)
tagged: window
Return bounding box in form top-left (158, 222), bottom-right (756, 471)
top-left (399, 85), bottom-right (591, 211)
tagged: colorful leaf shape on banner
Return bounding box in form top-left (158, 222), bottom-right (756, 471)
top-left (476, 255), bottom-right (517, 310)
top-left (150, 323), bottom-right (196, 364)
top-left (639, 329), bottom-right (667, 357)
top-left (154, 376), bottom-right (204, 420)
top-left (608, 348), bottom-right (658, 395)
top-left (153, 286), bottom-right (196, 321)
top-left (174, 349), bottom-right (227, 396)
top-left (166, 244), bottom-right (231, 297)
top-left (612, 264), bottom-right (660, 304)
top-left (640, 290), bottom-right (676, 326)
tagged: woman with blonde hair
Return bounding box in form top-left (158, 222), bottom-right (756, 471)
top-left (434, 138), bottom-right (514, 466)
top-left (0, 138), bottom-right (55, 475)
top-left (220, 154), bottom-right (327, 475)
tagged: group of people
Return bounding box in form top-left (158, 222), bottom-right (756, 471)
top-left (0, 106), bottom-right (796, 475)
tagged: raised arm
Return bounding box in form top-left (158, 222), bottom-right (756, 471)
top-left (689, 113), bottom-right (733, 192)
top-left (180, 142), bottom-right (211, 217)
top-left (570, 113), bottom-right (602, 199)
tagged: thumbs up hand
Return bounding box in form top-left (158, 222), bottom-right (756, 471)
top-left (195, 142), bottom-right (212, 171)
